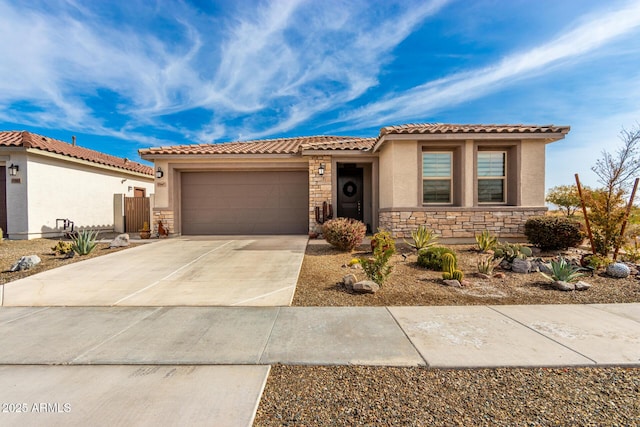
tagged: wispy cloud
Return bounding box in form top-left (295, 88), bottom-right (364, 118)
top-left (337, 1), bottom-right (640, 127)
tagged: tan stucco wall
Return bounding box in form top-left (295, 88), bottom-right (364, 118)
top-left (378, 140), bottom-right (418, 209)
top-left (519, 140), bottom-right (547, 206)
top-left (9, 154), bottom-right (153, 239)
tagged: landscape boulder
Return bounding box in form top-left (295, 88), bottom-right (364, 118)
top-left (442, 279), bottom-right (462, 288)
top-left (553, 280), bottom-right (575, 291)
top-left (10, 255), bottom-right (42, 272)
top-left (342, 274), bottom-right (358, 287)
top-left (606, 262), bottom-right (631, 278)
top-left (512, 258), bottom-right (532, 274)
top-left (574, 281), bottom-right (592, 291)
top-left (352, 280), bottom-right (379, 294)
top-left (109, 233), bottom-right (130, 248)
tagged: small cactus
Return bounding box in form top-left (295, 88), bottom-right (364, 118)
top-left (442, 272), bottom-right (452, 280)
top-left (452, 270), bottom-right (464, 281)
top-left (442, 253), bottom-right (456, 274)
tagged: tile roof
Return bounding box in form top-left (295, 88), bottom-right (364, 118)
top-left (0, 131), bottom-right (153, 176)
top-left (139, 135), bottom-right (375, 156)
top-left (378, 123), bottom-right (571, 137)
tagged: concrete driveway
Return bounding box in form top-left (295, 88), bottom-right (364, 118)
top-left (0, 236), bottom-right (308, 307)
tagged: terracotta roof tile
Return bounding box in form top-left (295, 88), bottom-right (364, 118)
top-left (139, 135), bottom-right (374, 156)
top-left (379, 123), bottom-right (570, 137)
top-left (0, 131), bottom-right (153, 176)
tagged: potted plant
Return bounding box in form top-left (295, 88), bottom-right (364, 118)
top-left (139, 221), bottom-right (151, 239)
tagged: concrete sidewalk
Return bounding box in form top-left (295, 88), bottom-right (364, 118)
top-left (1, 303), bottom-right (638, 367)
top-left (0, 303), bottom-right (638, 426)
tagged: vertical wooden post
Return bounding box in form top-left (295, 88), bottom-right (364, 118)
top-left (613, 177), bottom-right (639, 260)
top-left (575, 174), bottom-right (596, 254)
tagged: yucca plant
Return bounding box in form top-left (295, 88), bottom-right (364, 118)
top-left (71, 229), bottom-right (100, 255)
top-left (475, 230), bottom-right (497, 252)
top-left (477, 256), bottom-right (500, 275)
top-left (405, 225), bottom-right (438, 251)
top-left (539, 257), bottom-right (584, 283)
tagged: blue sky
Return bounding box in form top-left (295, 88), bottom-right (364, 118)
top-left (1, 0), bottom-right (639, 190)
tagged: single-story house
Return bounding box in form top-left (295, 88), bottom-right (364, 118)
top-left (139, 123), bottom-right (570, 239)
top-left (0, 131), bottom-right (154, 239)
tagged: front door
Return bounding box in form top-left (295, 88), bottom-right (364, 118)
top-left (337, 166), bottom-right (364, 221)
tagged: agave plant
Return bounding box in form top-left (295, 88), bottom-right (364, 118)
top-left (539, 257), bottom-right (584, 283)
top-left (475, 230), bottom-right (497, 252)
top-left (405, 225), bottom-right (438, 251)
top-left (477, 255), bottom-right (500, 275)
top-left (71, 229), bottom-right (100, 256)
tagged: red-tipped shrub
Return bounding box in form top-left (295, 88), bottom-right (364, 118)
top-left (322, 217), bottom-right (367, 252)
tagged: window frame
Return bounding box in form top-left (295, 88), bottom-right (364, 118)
top-left (477, 150), bottom-right (507, 204)
top-left (422, 151), bottom-right (454, 205)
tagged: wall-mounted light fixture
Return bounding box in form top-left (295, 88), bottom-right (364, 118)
top-left (8, 164), bottom-right (19, 176)
top-left (318, 163), bottom-right (325, 176)
top-left (156, 167), bottom-right (164, 179)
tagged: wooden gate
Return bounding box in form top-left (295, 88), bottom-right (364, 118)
top-left (124, 197), bottom-right (150, 232)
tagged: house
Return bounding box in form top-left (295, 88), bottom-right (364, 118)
top-left (139, 123), bottom-right (570, 239)
top-left (0, 131), bottom-right (154, 239)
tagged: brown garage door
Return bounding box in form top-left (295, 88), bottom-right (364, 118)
top-left (181, 171), bottom-right (309, 235)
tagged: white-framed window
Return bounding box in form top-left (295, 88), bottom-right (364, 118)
top-left (477, 151), bottom-right (506, 203)
top-left (422, 152), bottom-right (452, 204)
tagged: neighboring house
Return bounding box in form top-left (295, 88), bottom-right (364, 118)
top-left (139, 123), bottom-right (569, 239)
top-left (0, 131), bottom-right (154, 239)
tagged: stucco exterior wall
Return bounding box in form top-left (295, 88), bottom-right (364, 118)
top-left (11, 154), bottom-right (153, 239)
top-left (519, 140), bottom-right (547, 206)
top-left (378, 140), bottom-right (418, 209)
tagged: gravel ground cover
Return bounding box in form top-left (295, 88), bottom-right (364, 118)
top-left (293, 243), bottom-right (640, 306)
top-left (0, 235), bottom-right (136, 285)
top-left (255, 365), bottom-right (640, 426)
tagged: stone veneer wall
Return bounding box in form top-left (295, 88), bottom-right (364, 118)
top-left (308, 155), bottom-right (333, 235)
top-left (152, 209), bottom-right (174, 235)
top-left (379, 208), bottom-right (547, 239)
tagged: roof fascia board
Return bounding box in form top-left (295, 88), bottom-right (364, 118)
top-left (373, 132), bottom-right (568, 152)
top-left (300, 149), bottom-right (371, 156)
top-left (140, 153), bottom-right (301, 161)
top-left (25, 148), bottom-right (153, 179)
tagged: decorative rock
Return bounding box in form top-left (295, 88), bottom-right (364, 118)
top-left (352, 280), bottom-right (379, 294)
top-left (606, 262), bottom-right (631, 278)
top-left (493, 272), bottom-right (506, 279)
top-left (553, 280), bottom-right (576, 291)
top-left (499, 260), bottom-right (512, 270)
top-left (342, 274), bottom-right (358, 287)
top-left (575, 281), bottom-right (592, 291)
top-left (10, 255), bottom-right (42, 272)
top-left (475, 273), bottom-right (492, 280)
top-left (350, 264), bottom-right (362, 270)
top-left (534, 260), bottom-right (552, 275)
top-left (109, 233), bottom-right (130, 248)
top-left (442, 279), bottom-right (462, 288)
top-left (460, 280), bottom-right (473, 287)
top-left (512, 258), bottom-right (532, 274)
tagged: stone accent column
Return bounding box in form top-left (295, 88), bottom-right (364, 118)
top-left (153, 209), bottom-right (174, 236)
top-left (308, 156), bottom-right (332, 235)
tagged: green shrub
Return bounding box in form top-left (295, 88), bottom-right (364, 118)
top-left (322, 218), bottom-right (366, 252)
top-left (404, 225), bottom-right (438, 251)
top-left (417, 246), bottom-right (457, 270)
top-left (524, 216), bottom-right (584, 250)
top-left (359, 246), bottom-right (395, 285)
top-left (51, 241), bottom-right (74, 255)
top-left (539, 257), bottom-right (584, 283)
top-left (71, 229), bottom-right (99, 256)
top-left (370, 229), bottom-right (396, 253)
top-left (475, 230), bottom-right (497, 252)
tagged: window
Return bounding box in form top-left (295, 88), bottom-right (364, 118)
top-left (478, 151), bottom-right (506, 203)
top-left (422, 152), bottom-right (452, 204)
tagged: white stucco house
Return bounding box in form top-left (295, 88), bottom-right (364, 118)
top-left (0, 131), bottom-right (154, 239)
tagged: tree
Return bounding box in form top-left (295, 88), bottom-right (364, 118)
top-left (586, 125), bottom-right (640, 256)
top-left (545, 185), bottom-right (582, 216)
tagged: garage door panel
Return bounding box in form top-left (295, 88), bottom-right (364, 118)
top-left (181, 171), bottom-right (308, 235)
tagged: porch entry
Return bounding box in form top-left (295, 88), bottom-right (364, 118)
top-left (337, 163), bottom-right (367, 228)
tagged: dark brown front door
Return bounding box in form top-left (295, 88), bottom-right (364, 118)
top-left (337, 166), bottom-right (364, 221)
